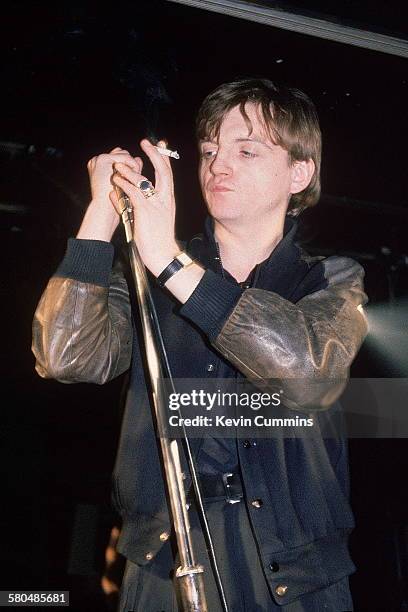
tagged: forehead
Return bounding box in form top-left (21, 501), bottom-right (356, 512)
top-left (216, 103), bottom-right (272, 142)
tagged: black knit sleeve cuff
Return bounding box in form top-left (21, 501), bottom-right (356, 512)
top-left (56, 238), bottom-right (115, 287)
top-left (180, 269), bottom-right (243, 341)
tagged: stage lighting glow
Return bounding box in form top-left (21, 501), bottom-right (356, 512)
top-left (363, 298), bottom-right (408, 375)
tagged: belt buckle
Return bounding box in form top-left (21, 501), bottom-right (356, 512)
top-left (222, 472), bottom-right (242, 504)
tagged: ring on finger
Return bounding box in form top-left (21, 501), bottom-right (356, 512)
top-left (137, 179), bottom-right (157, 199)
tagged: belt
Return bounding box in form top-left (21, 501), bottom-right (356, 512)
top-left (189, 471), bottom-right (244, 505)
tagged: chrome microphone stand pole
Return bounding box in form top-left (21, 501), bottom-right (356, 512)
top-left (116, 189), bottom-right (210, 612)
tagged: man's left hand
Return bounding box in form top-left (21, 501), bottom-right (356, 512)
top-left (111, 139), bottom-right (180, 277)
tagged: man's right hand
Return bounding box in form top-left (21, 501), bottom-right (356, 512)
top-left (87, 147), bottom-right (142, 205)
top-left (77, 147), bottom-right (142, 242)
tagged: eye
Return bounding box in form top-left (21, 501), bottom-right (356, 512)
top-left (201, 149), bottom-right (217, 159)
top-left (241, 150), bottom-right (257, 158)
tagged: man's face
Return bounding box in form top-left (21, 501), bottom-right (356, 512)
top-left (198, 103), bottom-right (296, 225)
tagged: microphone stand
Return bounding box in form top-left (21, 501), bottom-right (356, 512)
top-left (115, 188), bottom-right (229, 612)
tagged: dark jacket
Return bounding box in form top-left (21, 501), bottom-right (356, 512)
top-left (32, 218), bottom-right (368, 605)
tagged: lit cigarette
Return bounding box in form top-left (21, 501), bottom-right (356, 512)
top-left (155, 146), bottom-right (180, 159)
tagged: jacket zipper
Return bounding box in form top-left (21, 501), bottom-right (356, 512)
top-left (214, 241), bottom-right (226, 279)
top-left (215, 240), bottom-right (262, 288)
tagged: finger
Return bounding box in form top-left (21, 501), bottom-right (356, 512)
top-left (134, 156), bottom-right (144, 174)
top-left (89, 150), bottom-right (139, 171)
top-left (156, 139), bottom-right (168, 148)
top-left (157, 146), bottom-right (173, 172)
top-left (111, 173), bottom-right (143, 203)
top-left (113, 162), bottom-right (144, 188)
top-left (105, 149), bottom-right (140, 170)
top-left (155, 143), bottom-right (174, 198)
top-left (108, 153), bottom-right (140, 173)
top-left (112, 151), bottom-right (138, 162)
top-left (155, 140), bottom-right (173, 172)
top-left (109, 190), bottom-right (123, 216)
top-left (109, 147), bottom-right (129, 154)
top-left (140, 138), bottom-right (174, 194)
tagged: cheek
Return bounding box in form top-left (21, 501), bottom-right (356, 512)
top-left (239, 169), bottom-right (286, 205)
top-left (258, 164), bottom-right (290, 192)
top-left (198, 165), bottom-right (207, 190)
top-left (241, 167), bottom-right (275, 194)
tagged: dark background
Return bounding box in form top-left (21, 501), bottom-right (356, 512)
top-left (1, 1), bottom-right (408, 610)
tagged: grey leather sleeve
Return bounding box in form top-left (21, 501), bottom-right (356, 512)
top-left (32, 270), bottom-right (133, 384)
top-left (212, 257), bottom-right (368, 410)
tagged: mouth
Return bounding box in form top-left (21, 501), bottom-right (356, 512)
top-left (209, 185), bottom-right (233, 193)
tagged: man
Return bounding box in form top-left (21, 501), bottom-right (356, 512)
top-left (32, 78), bottom-right (367, 610)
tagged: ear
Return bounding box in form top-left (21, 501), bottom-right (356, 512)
top-left (290, 159), bottom-right (315, 195)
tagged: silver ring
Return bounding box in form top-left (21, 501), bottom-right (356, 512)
top-left (137, 179), bottom-right (157, 199)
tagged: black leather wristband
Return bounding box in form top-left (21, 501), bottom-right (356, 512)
top-left (156, 252), bottom-right (194, 287)
top-left (157, 258), bottom-right (184, 287)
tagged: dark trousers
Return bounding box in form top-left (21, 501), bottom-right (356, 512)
top-left (118, 500), bottom-right (353, 612)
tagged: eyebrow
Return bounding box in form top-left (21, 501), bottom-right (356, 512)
top-left (235, 137), bottom-right (274, 150)
top-left (199, 137), bottom-right (274, 151)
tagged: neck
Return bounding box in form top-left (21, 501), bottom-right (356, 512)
top-left (213, 214), bottom-right (286, 282)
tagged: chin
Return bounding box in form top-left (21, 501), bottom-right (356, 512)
top-left (208, 204), bottom-right (243, 223)
top-left (206, 196), bottom-right (241, 219)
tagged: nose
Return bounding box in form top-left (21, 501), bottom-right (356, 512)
top-left (209, 150), bottom-right (232, 176)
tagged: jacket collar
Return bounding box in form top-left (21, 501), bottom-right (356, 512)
top-left (192, 212), bottom-right (296, 263)
top-left (187, 215), bottom-right (305, 300)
